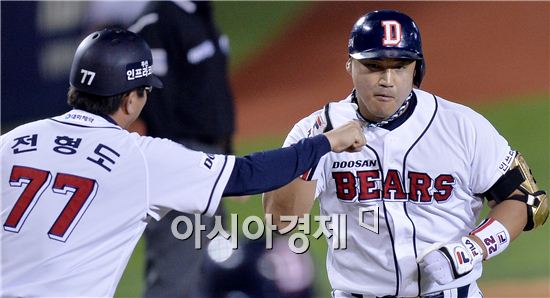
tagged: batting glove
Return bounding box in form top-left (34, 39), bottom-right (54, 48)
top-left (417, 237), bottom-right (484, 285)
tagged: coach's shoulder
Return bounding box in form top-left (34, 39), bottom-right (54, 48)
top-left (1, 119), bottom-right (49, 138)
top-left (130, 133), bottom-right (179, 150)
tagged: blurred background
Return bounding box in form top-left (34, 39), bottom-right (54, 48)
top-left (2, 1), bottom-right (548, 297)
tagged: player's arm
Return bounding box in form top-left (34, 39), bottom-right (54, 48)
top-left (261, 110), bottom-right (332, 230)
top-left (477, 191), bottom-right (526, 243)
top-left (418, 152), bottom-right (548, 285)
top-left (222, 121), bottom-right (364, 197)
top-left (468, 152), bottom-right (548, 256)
top-left (262, 178), bottom-right (317, 230)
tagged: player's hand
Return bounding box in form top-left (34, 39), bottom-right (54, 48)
top-left (324, 120), bottom-right (366, 153)
top-left (417, 237), bottom-right (484, 285)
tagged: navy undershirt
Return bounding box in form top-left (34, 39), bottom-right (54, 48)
top-left (223, 134), bottom-right (331, 196)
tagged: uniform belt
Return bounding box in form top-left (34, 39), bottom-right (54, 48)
top-left (351, 283), bottom-right (470, 298)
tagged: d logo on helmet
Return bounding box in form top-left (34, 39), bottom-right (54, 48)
top-left (381, 20), bottom-right (402, 46)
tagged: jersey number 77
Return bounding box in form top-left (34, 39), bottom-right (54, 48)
top-left (3, 165), bottom-right (98, 242)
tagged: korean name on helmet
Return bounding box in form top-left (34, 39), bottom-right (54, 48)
top-left (69, 28), bottom-right (163, 97)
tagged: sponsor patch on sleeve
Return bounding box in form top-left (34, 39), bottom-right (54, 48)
top-left (497, 149), bottom-right (516, 175)
top-left (200, 153), bottom-right (216, 171)
top-left (307, 114), bottom-right (326, 137)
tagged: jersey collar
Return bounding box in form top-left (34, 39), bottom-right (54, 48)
top-left (51, 109), bottom-right (122, 129)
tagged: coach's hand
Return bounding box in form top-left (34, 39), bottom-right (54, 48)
top-left (324, 121), bottom-right (366, 153)
top-left (417, 237), bottom-right (484, 285)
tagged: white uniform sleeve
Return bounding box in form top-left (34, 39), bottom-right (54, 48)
top-left (283, 110), bottom-right (327, 196)
top-left (284, 100), bottom-right (358, 183)
top-left (283, 110), bottom-right (321, 147)
top-left (136, 136), bottom-right (235, 220)
top-left (467, 110), bottom-right (514, 194)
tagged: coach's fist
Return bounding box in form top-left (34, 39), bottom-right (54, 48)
top-left (324, 121), bottom-right (366, 153)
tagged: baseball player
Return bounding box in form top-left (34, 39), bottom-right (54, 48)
top-left (263, 10), bottom-right (548, 298)
top-left (0, 28), bottom-right (366, 297)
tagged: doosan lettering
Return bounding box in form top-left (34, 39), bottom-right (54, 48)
top-left (332, 159), bottom-right (377, 168)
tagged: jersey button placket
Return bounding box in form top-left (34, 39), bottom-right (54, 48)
top-left (381, 133), bottom-right (419, 296)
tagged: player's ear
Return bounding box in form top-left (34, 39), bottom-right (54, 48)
top-left (120, 92), bottom-right (133, 115)
top-left (412, 61), bottom-right (419, 88)
top-left (345, 58), bottom-right (352, 74)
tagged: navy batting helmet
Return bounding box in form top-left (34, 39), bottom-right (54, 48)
top-left (69, 28), bottom-right (163, 96)
top-left (348, 10), bottom-right (426, 87)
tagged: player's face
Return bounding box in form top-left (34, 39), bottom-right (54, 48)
top-left (348, 58), bottom-right (416, 122)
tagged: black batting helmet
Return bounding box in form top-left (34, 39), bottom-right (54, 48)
top-left (348, 10), bottom-right (426, 87)
top-left (69, 28), bottom-right (163, 96)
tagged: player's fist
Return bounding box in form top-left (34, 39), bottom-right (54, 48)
top-left (324, 120), bottom-right (366, 153)
top-left (417, 237), bottom-right (484, 285)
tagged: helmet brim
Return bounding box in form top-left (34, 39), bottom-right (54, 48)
top-left (147, 74), bottom-right (164, 89)
top-left (350, 49), bottom-right (422, 61)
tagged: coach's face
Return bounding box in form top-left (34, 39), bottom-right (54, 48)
top-left (347, 58), bottom-right (415, 122)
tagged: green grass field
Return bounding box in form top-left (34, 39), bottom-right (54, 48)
top-left (115, 95), bottom-right (549, 297)
top-left (213, 1), bottom-right (312, 70)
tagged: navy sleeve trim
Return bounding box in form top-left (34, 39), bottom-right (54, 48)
top-left (300, 103), bottom-right (333, 181)
top-left (323, 103), bottom-right (334, 133)
top-left (202, 155), bottom-right (228, 215)
top-left (223, 135), bottom-right (330, 196)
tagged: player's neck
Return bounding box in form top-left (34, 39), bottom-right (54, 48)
top-left (353, 90), bottom-right (413, 128)
top-left (109, 111), bottom-right (131, 129)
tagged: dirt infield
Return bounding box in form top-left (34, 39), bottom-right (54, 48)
top-left (232, 2), bottom-right (549, 139)
top-left (481, 278), bottom-right (550, 298)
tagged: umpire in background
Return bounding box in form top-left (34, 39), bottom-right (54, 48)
top-left (129, 1), bottom-right (235, 297)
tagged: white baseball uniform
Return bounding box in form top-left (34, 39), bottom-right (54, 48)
top-left (284, 89), bottom-right (514, 297)
top-left (1, 109), bottom-right (235, 297)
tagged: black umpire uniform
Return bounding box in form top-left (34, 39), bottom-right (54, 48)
top-left (129, 1), bottom-right (235, 297)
